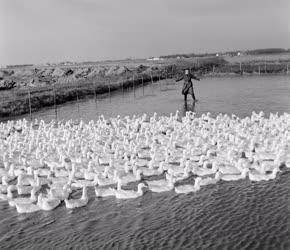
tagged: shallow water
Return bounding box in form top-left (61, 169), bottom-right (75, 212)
top-left (0, 171), bottom-right (289, 250)
top-left (0, 75), bottom-right (290, 250)
top-left (6, 75), bottom-right (290, 122)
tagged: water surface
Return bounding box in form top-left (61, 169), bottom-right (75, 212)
top-left (0, 75), bottom-right (289, 250)
top-left (6, 75), bottom-right (290, 122)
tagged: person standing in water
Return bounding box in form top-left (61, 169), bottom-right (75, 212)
top-left (176, 69), bottom-right (200, 102)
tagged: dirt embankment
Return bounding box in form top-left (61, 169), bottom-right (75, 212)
top-left (0, 63), bottom-right (165, 118)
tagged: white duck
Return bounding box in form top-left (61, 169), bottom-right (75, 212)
top-left (94, 186), bottom-right (116, 198)
top-left (174, 177), bottom-right (201, 194)
top-left (17, 167), bottom-right (35, 186)
top-left (220, 168), bottom-right (248, 181)
top-left (192, 161), bottom-right (218, 176)
top-left (0, 176), bottom-right (10, 193)
top-left (0, 185), bottom-right (14, 201)
top-left (71, 176), bottom-right (97, 189)
top-left (49, 184), bottom-right (72, 201)
top-left (113, 181), bottom-right (147, 199)
top-left (134, 161), bottom-right (164, 177)
top-left (83, 163), bottom-right (97, 181)
top-left (248, 167), bottom-right (280, 182)
top-left (199, 172), bottom-right (221, 186)
top-left (37, 192), bottom-right (61, 211)
top-left (64, 186), bottom-right (88, 209)
top-left (8, 186), bottom-right (37, 207)
top-left (147, 176), bottom-right (175, 193)
top-left (15, 202), bottom-right (40, 214)
top-left (167, 164), bottom-right (191, 182)
top-left (95, 173), bottom-right (117, 186)
top-left (114, 169), bottom-right (142, 185)
top-left (217, 162), bottom-right (241, 175)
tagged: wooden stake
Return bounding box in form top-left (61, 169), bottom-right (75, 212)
top-left (53, 86), bottom-right (58, 121)
top-left (142, 76), bottom-right (144, 96)
top-left (76, 84), bottom-right (80, 117)
top-left (150, 73), bottom-right (154, 94)
top-left (133, 75), bottom-right (135, 98)
top-left (93, 81), bottom-right (97, 103)
top-left (28, 89), bottom-right (32, 121)
top-left (122, 79), bottom-right (124, 96)
top-left (108, 80), bottom-right (111, 100)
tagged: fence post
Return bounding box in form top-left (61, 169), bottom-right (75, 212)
top-left (108, 79), bottom-right (111, 100)
top-left (159, 74), bottom-right (161, 92)
top-left (142, 75), bottom-right (144, 96)
top-left (53, 85), bottom-right (58, 121)
top-left (150, 73), bottom-right (154, 94)
top-left (93, 80), bottom-right (97, 103)
top-left (76, 83), bottom-right (80, 117)
top-left (28, 88), bottom-right (32, 121)
top-left (258, 65), bottom-right (261, 75)
top-left (287, 64), bottom-right (289, 74)
top-left (133, 74), bottom-right (135, 98)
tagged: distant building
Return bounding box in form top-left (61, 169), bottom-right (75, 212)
top-left (147, 57), bottom-right (163, 61)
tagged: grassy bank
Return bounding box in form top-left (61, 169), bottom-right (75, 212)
top-left (0, 74), bottom-right (163, 118)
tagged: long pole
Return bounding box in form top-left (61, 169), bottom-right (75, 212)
top-left (53, 85), bottom-right (58, 121)
top-left (142, 75), bottom-right (144, 96)
top-left (287, 64), bottom-right (289, 74)
top-left (28, 89), bottom-right (32, 121)
top-left (159, 74), bottom-right (161, 92)
top-left (93, 80), bottom-right (97, 116)
top-left (150, 73), bottom-right (154, 94)
top-left (133, 74), bottom-right (135, 98)
top-left (122, 79), bottom-right (124, 96)
top-left (108, 79), bottom-right (111, 101)
top-left (76, 83), bottom-right (80, 118)
top-left (93, 80), bottom-right (97, 103)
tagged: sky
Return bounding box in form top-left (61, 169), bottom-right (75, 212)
top-left (0, 0), bottom-right (289, 65)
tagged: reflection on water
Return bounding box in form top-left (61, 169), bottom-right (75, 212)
top-left (182, 101), bottom-right (196, 116)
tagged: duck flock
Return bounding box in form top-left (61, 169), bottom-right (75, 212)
top-left (0, 111), bottom-right (289, 213)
